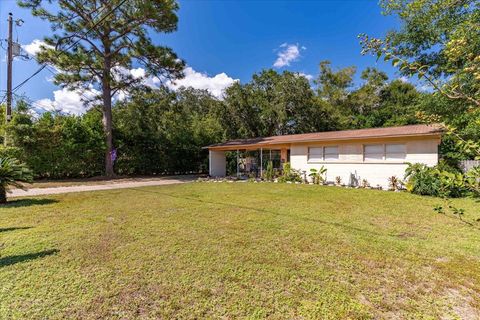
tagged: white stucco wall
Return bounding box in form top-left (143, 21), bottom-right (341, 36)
top-left (290, 138), bottom-right (439, 188)
top-left (209, 150), bottom-right (226, 177)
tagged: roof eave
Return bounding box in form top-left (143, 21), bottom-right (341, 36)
top-left (205, 132), bottom-right (443, 150)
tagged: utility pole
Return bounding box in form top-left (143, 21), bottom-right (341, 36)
top-left (5, 13), bottom-right (13, 146)
top-left (6, 13), bottom-right (13, 123)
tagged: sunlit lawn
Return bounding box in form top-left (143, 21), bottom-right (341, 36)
top-left (1, 182), bottom-right (479, 319)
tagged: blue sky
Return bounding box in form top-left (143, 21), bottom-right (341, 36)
top-left (0, 0), bottom-right (403, 114)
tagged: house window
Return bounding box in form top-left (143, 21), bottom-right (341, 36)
top-left (385, 144), bottom-right (406, 160)
top-left (308, 147), bottom-right (323, 162)
top-left (364, 144), bottom-right (384, 161)
top-left (308, 146), bottom-right (339, 162)
top-left (324, 146), bottom-right (339, 161)
top-left (364, 143), bottom-right (406, 161)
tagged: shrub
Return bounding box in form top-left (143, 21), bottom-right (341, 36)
top-left (278, 162), bottom-right (302, 183)
top-left (465, 166), bottom-right (480, 196)
top-left (265, 161), bottom-right (274, 181)
top-left (404, 163), bottom-right (473, 198)
top-left (388, 176), bottom-right (402, 191)
top-left (361, 179), bottom-right (369, 188)
top-left (335, 176), bottom-right (342, 185)
top-left (0, 157), bottom-right (33, 203)
top-left (404, 163), bottom-right (441, 196)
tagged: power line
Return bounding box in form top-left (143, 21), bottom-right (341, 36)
top-left (12, 0), bottom-right (129, 93)
top-left (11, 65), bottom-right (48, 93)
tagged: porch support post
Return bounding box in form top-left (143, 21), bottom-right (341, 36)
top-left (281, 148), bottom-right (288, 163)
top-left (236, 149), bottom-right (239, 177)
top-left (260, 148), bottom-right (263, 178)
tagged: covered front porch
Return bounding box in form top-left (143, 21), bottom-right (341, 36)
top-left (209, 147), bottom-right (289, 178)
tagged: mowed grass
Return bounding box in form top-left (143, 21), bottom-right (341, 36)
top-left (1, 183), bottom-right (480, 319)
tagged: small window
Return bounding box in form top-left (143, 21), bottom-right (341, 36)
top-left (308, 146), bottom-right (339, 161)
top-left (363, 143), bottom-right (406, 161)
top-left (308, 147), bottom-right (323, 162)
top-left (324, 146), bottom-right (339, 161)
top-left (364, 144), bottom-right (384, 161)
top-left (386, 144), bottom-right (406, 160)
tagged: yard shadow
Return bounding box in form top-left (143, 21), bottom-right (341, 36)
top-left (0, 198), bottom-right (58, 208)
top-left (0, 249), bottom-right (59, 268)
top-left (0, 226), bottom-right (32, 233)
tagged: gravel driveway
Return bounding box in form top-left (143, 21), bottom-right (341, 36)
top-left (10, 177), bottom-right (194, 197)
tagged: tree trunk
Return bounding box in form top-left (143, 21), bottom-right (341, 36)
top-left (0, 187), bottom-right (7, 204)
top-left (102, 54), bottom-right (114, 178)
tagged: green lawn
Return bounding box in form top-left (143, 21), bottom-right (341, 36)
top-left (1, 183), bottom-right (480, 319)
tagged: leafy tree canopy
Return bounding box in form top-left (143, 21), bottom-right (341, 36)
top-left (360, 0), bottom-right (480, 107)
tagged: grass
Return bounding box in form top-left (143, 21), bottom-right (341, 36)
top-left (1, 182), bottom-right (480, 319)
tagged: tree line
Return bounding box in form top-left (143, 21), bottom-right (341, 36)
top-left (2, 0), bottom-right (477, 179)
top-left (2, 60), bottom-right (477, 178)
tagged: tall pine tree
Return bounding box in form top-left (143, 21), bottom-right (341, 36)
top-left (19, 0), bottom-right (185, 176)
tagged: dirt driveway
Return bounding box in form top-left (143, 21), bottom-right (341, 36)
top-left (11, 176), bottom-right (196, 197)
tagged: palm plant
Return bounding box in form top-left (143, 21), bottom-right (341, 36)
top-left (0, 157), bottom-right (33, 204)
top-left (309, 166), bottom-right (327, 184)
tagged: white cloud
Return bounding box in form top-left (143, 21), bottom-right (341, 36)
top-left (167, 67), bottom-right (238, 98)
top-left (399, 76), bottom-right (409, 83)
top-left (34, 66), bottom-right (236, 114)
top-left (110, 66), bottom-right (236, 99)
top-left (273, 43), bottom-right (305, 68)
top-left (130, 67), bottom-right (146, 79)
top-left (33, 87), bottom-right (100, 115)
top-left (298, 72), bottom-right (314, 81)
top-left (22, 39), bottom-right (52, 57)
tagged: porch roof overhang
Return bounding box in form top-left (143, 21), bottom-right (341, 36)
top-left (204, 124), bottom-right (443, 151)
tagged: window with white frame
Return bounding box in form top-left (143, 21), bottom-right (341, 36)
top-left (308, 147), bottom-right (323, 162)
top-left (385, 143), bottom-right (406, 160)
top-left (324, 146), bottom-right (339, 161)
top-left (363, 143), bottom-right (406, 161)
top-left (364, 144), bottom-right (384, 161)
top-left (308, 146), bottom-right (339, 162)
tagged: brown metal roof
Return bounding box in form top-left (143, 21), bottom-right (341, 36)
top-left (206, 124), bottom-right (443, 150)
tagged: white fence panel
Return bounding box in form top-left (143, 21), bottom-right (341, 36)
top-left (459, 160), bottom-right (480, 173)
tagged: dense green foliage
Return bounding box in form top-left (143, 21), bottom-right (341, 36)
top-left (361, 0), bottom-right (480, 161)
top-left (6, 0), bottom-right (477, 180)
top-left (18, 0), bottom-right (186, 176)
top-left (2, 101), bottom-right (105, 178)
top-left (113, 88), bottom-right (223, 175)
top-left (277, 162), bottom-right (303, 183)
top-left (404, 162), bottom-right (480, 198)
top-left (2, 89), bottom-right (223, 178)
top-left (1, 65), bottom-right (430, 178)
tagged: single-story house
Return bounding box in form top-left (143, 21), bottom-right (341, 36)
top-left (205, 124), bottom-right (443, 188)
